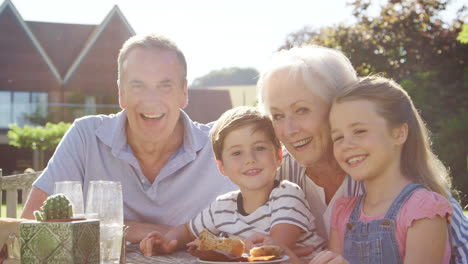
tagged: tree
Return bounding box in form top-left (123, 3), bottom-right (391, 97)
top-left (7, 122), bottom-right (71, 170)
top-left (279, 0), bottom-right (468, 205)
top-left (190, 67), bottom-right (259, 88)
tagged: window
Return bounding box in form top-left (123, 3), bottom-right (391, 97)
top-left (0, 91), bottom-right (48, 128)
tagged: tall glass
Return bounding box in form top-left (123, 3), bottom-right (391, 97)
top-left (54, 181), bottom-right (85, 218)
top-left (85, 181), bottom-right (123, 264)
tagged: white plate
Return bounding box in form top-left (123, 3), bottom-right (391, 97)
top-left (198, 255), bottom-right (290, 264)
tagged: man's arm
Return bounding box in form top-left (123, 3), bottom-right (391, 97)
top-left (21, 186), bottom-right (49, 219)
top-left (124, 221), bottom-right (173, 243)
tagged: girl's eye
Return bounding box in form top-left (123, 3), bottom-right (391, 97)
top-left (332, 135), bottom-right (344, 143)
top-left (231, 151), bottom-right (241, 156)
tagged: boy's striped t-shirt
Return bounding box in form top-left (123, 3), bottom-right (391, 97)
top-left (189, 180), bottom-right (326, 251)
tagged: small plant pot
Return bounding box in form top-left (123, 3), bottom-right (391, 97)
top-left (20, 219), bottom-right (100, 264)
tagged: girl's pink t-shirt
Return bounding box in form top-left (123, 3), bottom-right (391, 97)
top-left (331, 189), bottom-right (453, 263)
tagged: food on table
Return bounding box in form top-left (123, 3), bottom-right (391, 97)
top-left (190, 230), bottom-right (284, 262)
top-left (198, 229), bottom-right (245, 257)
top-left (249, 245), bottom-right (282, 257)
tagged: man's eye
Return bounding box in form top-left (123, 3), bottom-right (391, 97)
top-left (355, 129), bottom-right (366, 135)
top-left (272, 114), bottom-right (283, 121)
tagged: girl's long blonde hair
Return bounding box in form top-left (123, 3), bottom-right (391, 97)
top-left (334, 76), bottom-right (451, 197)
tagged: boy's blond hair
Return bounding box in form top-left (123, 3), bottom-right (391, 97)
top-left (211, 106), bottom-right (281, 161)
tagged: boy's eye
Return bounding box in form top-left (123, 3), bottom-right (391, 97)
top-left (255, 146), bottom-right (266, 151)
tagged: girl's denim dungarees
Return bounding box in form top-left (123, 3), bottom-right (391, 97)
top-left (344, 183), bottom-right (422, 264)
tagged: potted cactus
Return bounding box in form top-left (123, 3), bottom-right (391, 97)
top-left (20, 194), bottom-right (100, 264)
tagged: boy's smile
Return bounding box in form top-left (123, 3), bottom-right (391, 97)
top-left (217, 124), bottom-right (282, 194)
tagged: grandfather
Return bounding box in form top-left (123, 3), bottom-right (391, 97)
top-left (21, 34), bottom-right (236, 242)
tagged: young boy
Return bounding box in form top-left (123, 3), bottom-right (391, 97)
top-left (139, 106), bottom-right (325, 259)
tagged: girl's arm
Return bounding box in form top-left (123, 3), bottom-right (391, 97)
top-left (404, 216), bottom-right (448, 264)
top-left (328, 228), bottom-right (343, 254)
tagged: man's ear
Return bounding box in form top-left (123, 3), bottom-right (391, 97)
top-left (180, 79), bottom-right (188, 109)
top-left (216, 159), bottom-right (226, 176)
top-left (393, 123), bottom-right (408, 146)
top-left (117, 80), bottom-right (126, 109)
top-left (276, 148), bottom-right (283, 167)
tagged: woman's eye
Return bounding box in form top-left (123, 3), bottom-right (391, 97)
top-left (296, 107), bottom-right (309, 114)
top-left (355, 129), bottom-right (366, 135)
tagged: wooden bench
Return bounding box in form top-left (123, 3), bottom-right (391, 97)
top-left (0, 169), bottom-right (41, 218)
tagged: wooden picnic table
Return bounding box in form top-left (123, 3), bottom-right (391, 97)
top-left (125, 243), bottom-right (198, 264)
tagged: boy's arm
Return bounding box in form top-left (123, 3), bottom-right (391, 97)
top-left (140, 223), bottom-right (196, 256)
top-left (404, 216), bottom-right (448, 264)
top-left (270, 223), bottom-right (303, 264)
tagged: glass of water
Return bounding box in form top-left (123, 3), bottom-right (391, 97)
top-left (85, 181), bottom-right (123, 264)
top-left (54, 181), bottom-right (85, 218)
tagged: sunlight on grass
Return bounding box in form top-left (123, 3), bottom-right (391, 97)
top-left (1, 204), bottom-right (23, 218)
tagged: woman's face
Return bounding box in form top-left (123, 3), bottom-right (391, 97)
top-left (261, 70), bottom-right (333, 167)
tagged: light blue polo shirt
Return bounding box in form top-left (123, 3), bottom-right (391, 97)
top-left (34, 110), bottom-right (237, 225)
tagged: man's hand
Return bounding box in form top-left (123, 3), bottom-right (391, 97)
top-left (139, 231), bottom-right (178, 257)
top-left (125, 221), bottom-right (172, 243)
top-left (308, 251), bottom-right (348, 264)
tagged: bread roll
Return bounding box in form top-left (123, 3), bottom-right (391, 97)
top-left (198, 230), bottom-right (245, 257)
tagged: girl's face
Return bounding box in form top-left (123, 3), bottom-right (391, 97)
top-left (329, 99), bottom-right (406, 182)
top-left (261, 70), bottom-right (334, 168)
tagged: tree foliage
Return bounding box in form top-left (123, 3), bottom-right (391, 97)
top-left (280, 0), bottom-right (468, 204)
top-left (191, 67), bottom-right (259, 88)
top-left (7, 122), bottom-right (71, 169)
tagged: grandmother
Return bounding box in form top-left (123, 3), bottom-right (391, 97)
top-left (256, 46), bottom-right (467, 263)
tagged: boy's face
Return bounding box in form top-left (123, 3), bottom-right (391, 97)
top-left (217, 124), bottom-right (282, 194)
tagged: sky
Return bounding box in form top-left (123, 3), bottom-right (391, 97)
top-left (8, 0), bottom-right (464, 85)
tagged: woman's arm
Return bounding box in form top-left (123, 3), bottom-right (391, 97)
top-left (404, 216), bottom-right (448, 264)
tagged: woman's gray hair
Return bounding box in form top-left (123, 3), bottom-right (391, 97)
top-left (257, 45), bottom-right (358, 111)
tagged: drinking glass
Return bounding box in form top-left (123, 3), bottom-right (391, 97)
top-left (86, 181), bottom-right (123, 264)
top-left (54, 181), bottom-right (85, 218)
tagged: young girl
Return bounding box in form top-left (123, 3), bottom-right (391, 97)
top-left (312, 76), bottom-right (453, 264)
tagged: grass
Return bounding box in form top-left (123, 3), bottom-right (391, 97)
top-left (1, 203), bottom-right (23, 218)
top-left (465, 210), bottom-right (468, 217)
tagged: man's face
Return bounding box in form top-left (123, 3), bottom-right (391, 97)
top-left (118, 47), bottom-right (188, 144)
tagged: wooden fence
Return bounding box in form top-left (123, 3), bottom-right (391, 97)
top-left (0, 169), bottom-right (41, 218)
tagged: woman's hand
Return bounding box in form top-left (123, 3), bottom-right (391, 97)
top-left (309, 251), bottom-right (348, 264)
top-left (139, 231), bottom-right (178, 257)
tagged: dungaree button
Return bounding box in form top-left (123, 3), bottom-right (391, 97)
top-left (346, 223), bottom-right (354, 230)
top-left (382, 219), bottom-right (391, 226)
